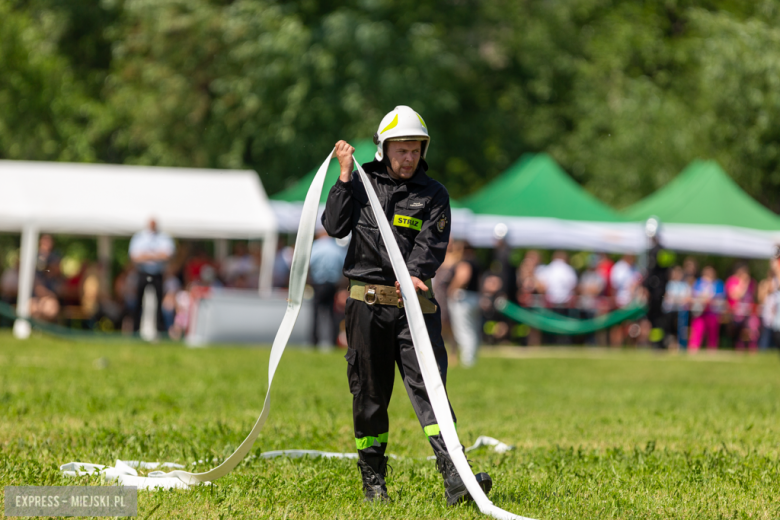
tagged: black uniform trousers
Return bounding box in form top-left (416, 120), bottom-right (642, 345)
top-left (647, 293), bottom-right (666, 348)
top-left (344, 295), bottom-right (456, 459)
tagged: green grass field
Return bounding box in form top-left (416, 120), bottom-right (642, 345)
top-left (1, 332), bottom-right (779, 519)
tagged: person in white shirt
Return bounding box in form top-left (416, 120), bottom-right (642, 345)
top-left (537, 251), bottom-right (578, 307)
top-left (609, 254), bottom-right (640, 346)
top-left (129, 218), bottom-right (175, 333)
top-left (610, 255), bottom-right (640, 308)
top-left (536, 251), bottom-right (578, 343)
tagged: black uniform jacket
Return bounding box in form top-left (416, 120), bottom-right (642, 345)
top-left (321, 159), bottom-right (451, 285)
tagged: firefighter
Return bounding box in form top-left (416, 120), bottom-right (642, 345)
top-left (322, 106), bottom-right (492, 504)
top-left (643, 218), bottom-right (674, 348)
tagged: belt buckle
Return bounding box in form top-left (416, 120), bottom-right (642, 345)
top-left (364, 286), bottom-right (377, 305)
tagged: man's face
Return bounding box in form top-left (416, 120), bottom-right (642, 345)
top-left (386, 140), bottom-right (422, 180)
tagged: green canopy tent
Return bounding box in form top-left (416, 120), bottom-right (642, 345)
top-left (623, 160), bottom-right (780, 258)
top-left (270, 139), bottom-right (470, 234)
top-left (462, 154), bottom-right (643, 251)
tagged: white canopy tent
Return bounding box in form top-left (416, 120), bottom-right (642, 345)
top-left (0, 160), bottom-right (278, 339)
top-left (464, 215), bottom-right (646, 252)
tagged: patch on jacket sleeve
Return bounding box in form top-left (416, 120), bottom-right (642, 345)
top-left (436, 213), bottom-right (448, 233)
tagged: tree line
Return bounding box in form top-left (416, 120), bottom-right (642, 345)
top-left (3, 0), bottom-right (780, 209)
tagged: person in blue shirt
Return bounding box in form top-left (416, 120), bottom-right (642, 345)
top-left (129, 218), bottom-right (175, 333)
top-left (688, 265), bottom-right (725, 351)
top-left (308, 229), bottom-right (347, 348)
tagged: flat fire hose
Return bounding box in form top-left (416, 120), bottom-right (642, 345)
top-left (86, 150), bottom-right (538, 520)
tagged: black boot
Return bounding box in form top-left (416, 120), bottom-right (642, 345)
top-left (357, 454), bottom-right (390, 502)
top-left (434, 450), bottom-right (492, 506)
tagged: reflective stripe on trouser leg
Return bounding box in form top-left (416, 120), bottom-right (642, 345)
top-left (355, 432), bottom-right (389, 450)
top-left (424, 422), bottom-right (457, 440)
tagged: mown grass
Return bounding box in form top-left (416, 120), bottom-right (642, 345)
top-left (1, 331), bottom-right (779, 519)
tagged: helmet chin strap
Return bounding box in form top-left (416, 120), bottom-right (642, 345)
top-left (381, 143), bottom-right (402, 179)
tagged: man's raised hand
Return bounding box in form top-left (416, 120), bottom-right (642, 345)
top-left (335, 140), bottom-right (355, 182)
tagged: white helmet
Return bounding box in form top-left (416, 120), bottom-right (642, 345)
top-left (373, 105), bottom-right (430, 161)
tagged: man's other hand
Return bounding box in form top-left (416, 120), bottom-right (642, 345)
top-left (335, 140), bottom-right (355, 182)
top-left (395, 276), bottom-right (428, 298)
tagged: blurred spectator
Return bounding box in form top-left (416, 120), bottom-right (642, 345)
top-left (221, 242), bottom-right (256, 288)
top-left (199, 265), bottom-right (222, 288)
top-left (492, 229), bottom-right (518, 305)
top-left (30, 241), bottom-right (64, 322)
top-left (610, 254), bottom-right (640, 346)
top-left (579, 254), bottom-right (606, 313)
top-left (757, 264), bottom-right (778, 349)
top-left (80, 262), bottom-right (101, 323)
top-left (517, 250), bottom-right (541, 306)
top-left (578, 254), bottom-right (606, 345)
top-left (516, 250), bottom-right (542, 345)
top-left (29, 279), bottom-right (59, 322)
top-left (246, 242), bottom-right (265, 289)
top-left (115, 265), bottom-right (139, 333)
top-left (537, 251), bottom-right (578, 308)
top-left (682, 257), bottom-right (698, 287)
top-left (644, 236), bottom-right (672, 349)
top-left (38, 255), bottom-right (66, 308)
top-left (765, 253), bottom-right (780, 349)
top-left (183, 244), bottom-right (214, 287)
top-left (333, 286), bottom-right (349, 347)
top-left (273, 243), bottom-right (294, 288)
top-left (595, 253), bottom-right (614, 298)
top-left (480, 274), bottom-right (510, 344)
top-left (611, 255), bottom-right (640, 308)
top-left (309, 230), bottom-right (346, 349)
top-left (433, 240), bottom-right (460, 350)
top-left (129, 218), bottom-right (175, 333)
top-left (447, 241), bottom-right (482, 367)
top-left (725, 263), bottom-right (758, 351)
top-left (35, 234), bottom-right (61, 274)
top-left (663, 266), bottom-right (691, 349)
top-left (1, 251), bottom-right (20, 305)
top-left (162, 270), bottom-right (182, 331)
top-left (688, 265), bottom-right (725, 351)
top-left (537, 251), bottom-right (577, 344)
top-left (168, 289), bottom-right (192, 341)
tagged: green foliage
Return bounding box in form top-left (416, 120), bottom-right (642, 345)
top-left (0, 0), bottom-right (98, 161)
top-left (1, 333), bottom-right (779, 518)
top-left (3, 0), bottom-right (780, 206)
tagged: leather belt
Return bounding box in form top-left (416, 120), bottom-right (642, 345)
top-left (349, 279), bottom-right (437, 314)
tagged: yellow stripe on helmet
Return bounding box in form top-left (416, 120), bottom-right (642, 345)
top-left (380, 113), bottom-right (399, 134)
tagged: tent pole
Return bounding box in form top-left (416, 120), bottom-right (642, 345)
top-left (13, 225), bottom-right (39, 339)
top-left (259, 232), bottom-right (277, 296)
